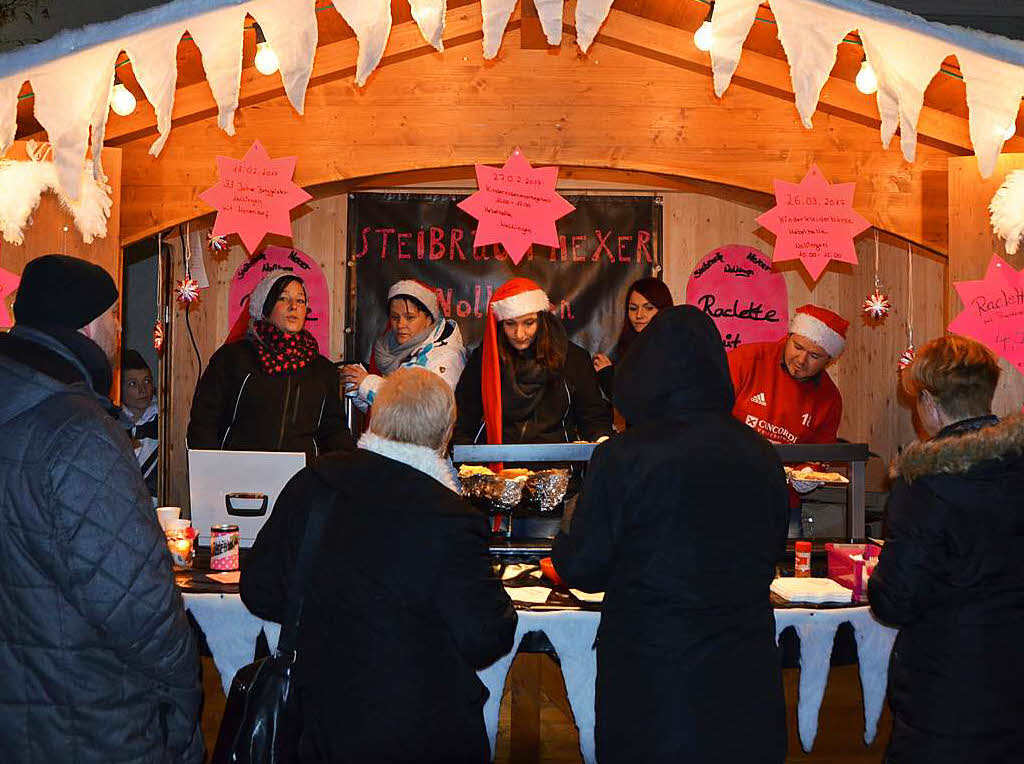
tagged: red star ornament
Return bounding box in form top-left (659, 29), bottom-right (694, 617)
top-left (198, 140), bottom-right (312, 255)
top-left (457, 148), bottom-right (575, 265)
top-left (0, 265), bottom-right (19, 328)
top-left (948, 255), bottom-right (1024, 375)
top-left (756, 165), bottom-right (870, 281)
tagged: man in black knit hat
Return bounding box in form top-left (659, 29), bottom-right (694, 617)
top-left (0, 255), bottom-right (203, 764)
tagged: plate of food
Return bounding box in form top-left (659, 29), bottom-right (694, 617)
top-left (784, 465), bottom-right (849, 485)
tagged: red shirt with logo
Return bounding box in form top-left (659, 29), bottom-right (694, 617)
top-left (727, 338), bottom-right (842, 444)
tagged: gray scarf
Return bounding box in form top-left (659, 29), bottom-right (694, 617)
top-left (371, 320), bottom-right (436, 375)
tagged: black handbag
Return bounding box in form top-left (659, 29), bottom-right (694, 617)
top-left (211, 487), bottom-right (335, 764)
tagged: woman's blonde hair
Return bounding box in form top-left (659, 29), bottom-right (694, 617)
top-left (901, 334), bottom-right (1000, 420)
top-left (369, 367), bottom-right (456, 451)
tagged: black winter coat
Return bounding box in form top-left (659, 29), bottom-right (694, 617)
top-left (0, 328), bottom-right (203, 764)
top-left (453, 341), bottom-right (612, 445)
top-left (553, 306), bottom-right (789, 764)
top-left (869, 414), bottom-right (1024, 764)
top-left (187, 339), bottom-right (352, 458)
top-left (241, 446), bottom-right (517, 763)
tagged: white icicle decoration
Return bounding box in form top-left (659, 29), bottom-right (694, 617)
top-left (409, 0), bottom-right (447, 51)
top-left (250, 0), bottom-right (319, 112)
top-left (481, 0), bottom-right (518, 59)
top-left (188, 5), bottom-right (248, 136)
top-left (0, 76), bottom-right (22, 156)
top-left (709, 0), bottom-right (761, 97)
top-left (990, 169), bottom-right (1024, 255)
top-left (123, 25), bottom-right (185, 157)
top-left (575, 0), bottom-right (615, 53)
top-left (333, 0), bottom-right (393, 87)
top-left (533, 0), bottom-right (565, 47)
top-left (0, 152), bottom-right (113, 245)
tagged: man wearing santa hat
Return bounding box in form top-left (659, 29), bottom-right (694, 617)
top-left (728, 303), bottom-right (847, 447)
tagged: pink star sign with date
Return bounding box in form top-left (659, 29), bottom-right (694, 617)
top-left (198, 140), bottom-right (312, 255)
top-left (948, 255), bottom-right (1024, 376)
top-left (756, 165), bottom-right (870, 281)
top-left (457, 148), bottom-right (575, 265)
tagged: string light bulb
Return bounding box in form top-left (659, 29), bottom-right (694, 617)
top-left (110, 80), bottom-right (137, 116)
top-left (855, 59), bottom-right (877, 95)
top-left (1003, 122), bottom-right (1017, 141)
top-left (694, 21), bottom-right (713, 52)
top-left (253, 23), bottom-right (279, 76)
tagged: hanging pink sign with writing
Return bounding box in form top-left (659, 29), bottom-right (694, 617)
top-left (198, 140), bottom-right (312, 255)
top-left (457, 148), bottom-right (575, 265)
top-left (228, 246), bottom-right (331, 354)
top-left (686, 245), bottom-right (789, 349)
top-left (757, 165), bottom-right (870, 281)
top-left (948, 254), bottom-right (1024, 376)
top-left (0, 265), bottom-right (19, 328)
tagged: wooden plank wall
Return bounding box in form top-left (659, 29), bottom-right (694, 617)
top-left (164, 177), bottom-right (945, 509)
top-left (948, 154), bottom-right (1024, 415)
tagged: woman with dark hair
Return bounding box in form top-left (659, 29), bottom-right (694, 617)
top-left (187, 270), bottom-right (353, 458)
top-left (340, 279), bottom-right (466, 411)
top-left (869, 335), bottom-right (1024, 763)
top-left (592, 277), bottom-right (673, 399)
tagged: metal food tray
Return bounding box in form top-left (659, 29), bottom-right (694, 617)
top-left (453, 442), bottom-right (598, 463)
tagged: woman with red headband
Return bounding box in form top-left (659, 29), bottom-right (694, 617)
top-left (454, 278), bottom-right (612, 534)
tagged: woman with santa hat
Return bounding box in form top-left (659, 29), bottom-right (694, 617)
top-left (340, 279), bottom-right (467, 411)
top-left (454, 278), bottom-right (612, 534)
top-left (187, 270), bottom-right (353, 458)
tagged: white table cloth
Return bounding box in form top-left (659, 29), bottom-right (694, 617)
top-left (181, 593), bottom-right (896, 763)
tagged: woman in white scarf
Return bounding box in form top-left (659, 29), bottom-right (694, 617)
top-left (341, 279), bottom-right (467, 412)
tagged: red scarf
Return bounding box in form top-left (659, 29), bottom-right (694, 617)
top-left (252, 320), bottom-right (319, 375)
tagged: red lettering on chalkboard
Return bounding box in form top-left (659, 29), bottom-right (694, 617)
top-left (572, 235), bottom-right (587, 262)
top-left (355, 226), bottom-right (371, 258)
top-left (637, 230), bottom-right (652, 262)
top-left (377, 228), bottom-right (395, 259)
top-left (429, 227), bottom-right (446, 260)
top-left (593, 230), bottom-right (615, 263)
top-left (437, 289), bottom-right (452, 317)
top-left (559, 299), bottom-right (574, 319)
top-left (450, 228), bottom-right (466, 260)
top-left (397, 232), bottom-right (413, 260)
top-left (556, 234), bottom-right (568, 262)
top-left (416, 230), bottom-right (425, 260)
top-left (457, 300), bottom-right (472, 317)
top-left (618, 235), bottom-right (634, 263)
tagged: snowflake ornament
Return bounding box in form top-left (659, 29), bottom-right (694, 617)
top-left (175, 277), bottom-right (201, 304)
top-left (207, 233), bottom-right (228, 253)
top-left (898, 344), bottom-right (916, 372)
top-left (153, 319), bottom-right (164, 353)
top-left (862, 289), bottom-right (891, 320)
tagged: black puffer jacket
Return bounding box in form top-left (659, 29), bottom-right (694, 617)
top-left (453, 341), bottom-right (612, 445)
top-left (187, 339), bottom-right (353, 458)
top-left (0, 329), bottom-right (203, 764)
top-left (553, 306), bottom-right (788, 763)
top-left (869, 414), bottom-right (1024, 764)
top-left (242, 445), bottom-right (517, 762)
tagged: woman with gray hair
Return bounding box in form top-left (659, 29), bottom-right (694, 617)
top-left (242, 368), bottom-right (516, 762)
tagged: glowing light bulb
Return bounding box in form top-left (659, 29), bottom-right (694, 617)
top-left (855, 60), bottom-right (877, 95)
top-left (110, 83), bottom-right (137, 116)
top-left (694, 21), bottom-right (713, 53)
top-left (1003, 122), bottom-right (1017, 141)
top-left (254, 41), bottom-right (279, 76)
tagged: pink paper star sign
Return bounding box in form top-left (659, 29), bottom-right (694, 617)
top-left (756, 165), bottom-right (870, 281)
top-left (948, 255), bottom-right (1024, 376)
top-left (457, 148), bottom-right (576, 265)
top-left (0, 265), bottom-right (20, 328)
top-left (198, 140), bottom-right (312, 255)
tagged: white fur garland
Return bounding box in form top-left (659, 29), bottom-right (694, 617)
top-left (0, 155), bottom-right (112, 245)
top-left (990, 169), bottom-right (1024, 256)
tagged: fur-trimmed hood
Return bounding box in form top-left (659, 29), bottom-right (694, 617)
top-left (892, 414), bottom-right (1024, 483)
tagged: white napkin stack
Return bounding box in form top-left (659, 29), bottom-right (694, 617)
top-left (771, 577), bottom-right (853, 604)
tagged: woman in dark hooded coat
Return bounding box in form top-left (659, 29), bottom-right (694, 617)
top-left (552, 305), bottom-right (789, 764)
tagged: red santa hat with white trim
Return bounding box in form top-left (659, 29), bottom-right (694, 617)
top-left (481, 278), bottom-right (551, 447)
top-left (790, 304), bottom-right (849, 358)
top-left (388, 279), bottom-right (441, 322)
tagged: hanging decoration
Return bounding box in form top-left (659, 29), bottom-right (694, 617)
top-left (948, 254), bottom-right (1024, 376)
top-left (153, 318), bottom-right (165, 352)
top-left (0, 264), bottom-right (19, 328)
top-left (207, 232), bottom-right (229, 253)
top-left (862, 230), bottom-right (891, 321)
top-left (756, 165), bottom-right (870, 281)
top-left (0, 141), bottom-right (113, 245)
top-left (175, 277), bottom-right (202, 304)
top-left (198, 140), bottom-right (312, 255)
top-left (457, 147), bottom-right (575, 266)
top-left (898, 242), bottom-right (916, 371)
top-left (989, 169), bottom-right (1024, 256)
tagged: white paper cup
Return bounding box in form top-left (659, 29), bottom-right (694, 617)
top-left (156, 506), bottom-right (181, 530)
